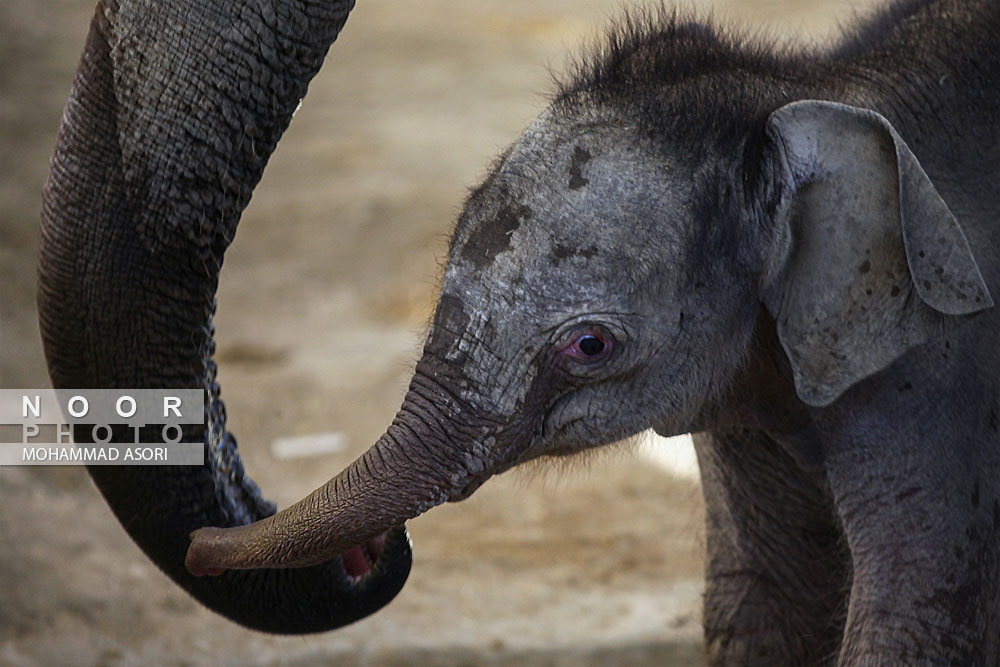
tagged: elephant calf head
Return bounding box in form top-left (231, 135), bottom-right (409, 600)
top-left (185, 33), bottom-right (991, 574)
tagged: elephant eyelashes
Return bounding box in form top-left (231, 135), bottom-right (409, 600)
top-left (557, 326), bottom-right (615, 364)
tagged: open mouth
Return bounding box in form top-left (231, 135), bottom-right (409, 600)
top-left (189, 531), bottom-right (391, 579)
top-left (340, 532), bottom-right (388, 581)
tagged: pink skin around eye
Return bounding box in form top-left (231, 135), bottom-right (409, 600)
top-left (558, 327), bottom-right (613, 363)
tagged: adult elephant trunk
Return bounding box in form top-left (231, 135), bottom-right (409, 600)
top-left (186, 368), bottom-right (510, 573)
top-left (37, 0), bottom-right (413, 633)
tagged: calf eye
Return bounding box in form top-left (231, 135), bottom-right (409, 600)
top-left (577, 335), bottom-right (605, 356)
top-left (559, 326), bottom-right (614, 364)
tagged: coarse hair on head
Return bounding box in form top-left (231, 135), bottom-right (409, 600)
top-left (549, 3), bottom-right (809, 149)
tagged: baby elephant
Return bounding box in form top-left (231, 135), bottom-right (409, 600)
top-left (184, 0), bottom-right (1000, 661)
top-left (39, 0), bottom-right (1000, 661)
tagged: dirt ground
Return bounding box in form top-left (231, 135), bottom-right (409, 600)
top-left (1, 1), bottom-right (883, 665)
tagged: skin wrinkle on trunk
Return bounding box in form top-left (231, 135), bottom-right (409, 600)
top-left (36, 0), bottom-right (416, 633)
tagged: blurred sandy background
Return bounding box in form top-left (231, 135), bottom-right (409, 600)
top-left (2, 1), bottom-right (882, 664)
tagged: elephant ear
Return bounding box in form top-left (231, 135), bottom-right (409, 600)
top-left (762, 100), bottom-right (992, 407)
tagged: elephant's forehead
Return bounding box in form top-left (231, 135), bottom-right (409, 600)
top-left (448, 118), bottom-right (684, 313)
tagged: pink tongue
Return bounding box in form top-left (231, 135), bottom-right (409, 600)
top-left (340, 533), bottom-right (389, 578)
top-left (341, 545), bottom-right (373, 578)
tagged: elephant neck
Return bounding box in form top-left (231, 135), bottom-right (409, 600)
top-left (694, 308), bottom-right (813, 435)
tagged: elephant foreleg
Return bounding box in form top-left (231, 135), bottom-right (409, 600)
top-left (694, 429), bottom-right (849, 666)
top-left (821, 415), bottom-right (1000, 665)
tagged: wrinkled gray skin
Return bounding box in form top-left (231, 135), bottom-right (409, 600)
top-left (41, 0), bottom-right (1000, 662)
top-left (39, 0), bottom-right (411, 634)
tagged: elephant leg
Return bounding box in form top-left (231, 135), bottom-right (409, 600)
top-left (694, 429), bottom-right (848, 666)
top-left (822, 420), bottom-right (1000, 664)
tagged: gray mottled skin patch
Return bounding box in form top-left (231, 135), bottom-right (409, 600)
top-left (429, 294), bottom-right (471, 365)
top-left (551, 242), bottom-right (600, 266)
top-left (460, 202), bottom-right (532, 269)
top-left (567, 145), bottom-right (591, 190)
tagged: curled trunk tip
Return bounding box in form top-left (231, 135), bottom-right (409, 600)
top-left (186, 526), bottom-right (245, 576)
